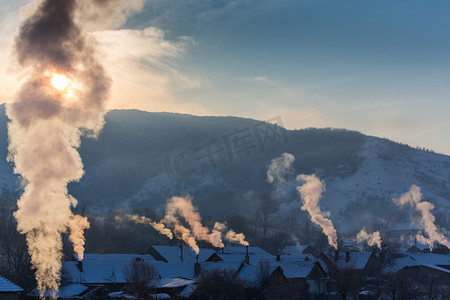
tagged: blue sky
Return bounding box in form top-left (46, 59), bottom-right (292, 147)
top-left (1, 0), bottom-right (450, 154)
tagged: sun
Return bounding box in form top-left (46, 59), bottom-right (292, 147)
top-left (51, 74), bottom-right (70, 91)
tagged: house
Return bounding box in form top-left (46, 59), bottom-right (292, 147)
top-left (0, 275), bottom-right (23, 300)
top-left (237, 260), bottom-right (328, 296)
top-left (386, 253), bottom-right (450, 274)
top-left (317, 250), bottom-right (379, 276)
top-left (63, 253), bottom-right (197, 297)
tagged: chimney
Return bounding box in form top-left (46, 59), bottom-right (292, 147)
top-left (222, 247), bottom-right (224, 254)
top-left (194, 255), bottom-right (201, 277)
top-left (276, 254), bottom-right (281, 262)
top-left (170, 239), bottom-right (172, 247)
top-left (77, 260), bottom-right (83, 273)
top-left (180, 243), bottom-right (183, 262)
top-left (244, 246), bottom-right (250, 264)
top-left (345, 251), bottom-right (350, 262)
top-left (415, 237), bottom-right (417, 247)
top-left (334, 249), bottom-right (339, 262)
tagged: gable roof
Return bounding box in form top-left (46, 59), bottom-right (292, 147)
top-left (147, 246), bottom-right (216, 263)
top-left (0, 275), bottom-right (23, 292)
top-left (64, 256), bottom-right (197, 284)
top-left (212, 246), bottom-right (273, 263)
top-left (318, 251), bottom-right (375, 271)
top-left (236, 260), bottom-right (325, 283)
top-left (387, 253), bottom-right (450, 273)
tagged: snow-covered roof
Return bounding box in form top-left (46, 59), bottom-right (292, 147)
top-left (0, 275), bottom-right (23, 292)
top-left (320, 251), bottom-right (374, 270)
top-left (28, 284), bottom-right (87, 298)
top-left (275, 261), bottom-right (321, 279)
top-left (237, 260), bottom-right (320, 283)
top-left (79, 254), bottom-right (157, 263)
top-left (200, 261), bottom-right (243, 274)
top-left (215, 246), bottom-right (273, 263)
top-left (179, 284), bottom-right (197, 298)
top-left (64, 259), bottom-right (197, 284)
top-left (387, 253), bottom-right (450, 273)
top-left (156, 277), bottom-right (194, 288)
top-left (150, 246), bottom-right (215, 263)
top-left (390, 222), bottom-right (423, 231)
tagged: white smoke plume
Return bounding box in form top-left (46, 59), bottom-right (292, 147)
top-left (356, 228), bottom-right (382, 249)
top-left (296, 174), bottom-right (338, 250)
top-left (174, 224), bottom-right (199, 255)
top-left (214, 222), bottom-right (249, 246)
top-left (6, 0), bottom-right (138, 296)
top-left (266, 153), bottom-right (295, 184)
top-left (127, 214), bottom-right (173, 240)
top-left (69, 215), bottom-right (90, 261)
top-left (393, 185), bottom-right (450, 250)
top-left (163, 196), bottom-right (224, 249)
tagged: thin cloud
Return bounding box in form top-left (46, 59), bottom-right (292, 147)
top-left (92, 27), bottom-right (208, 114)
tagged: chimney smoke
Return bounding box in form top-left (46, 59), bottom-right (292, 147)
top-left (356, 228), bottom-right (382, 250)
top-left (393, 185), bottom-right (450, 250)
top-left (296, 174), bottom-right (338, 250)
top-left (214, 222), bottom-right (249, 246)
top-left (162, 196), bottom-right (224, 249)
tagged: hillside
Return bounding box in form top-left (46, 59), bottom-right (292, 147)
top-left (0, 105), bottom-right (449, 233)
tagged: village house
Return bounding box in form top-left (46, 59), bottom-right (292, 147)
top-left (317, 250), bottom-right (379, 277)
top-left (236, 259), bottom-right (328, 298)
top-left (0, 275), bottom-right (23, 300)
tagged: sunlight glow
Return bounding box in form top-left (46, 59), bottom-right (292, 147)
top-left (51, 74), bottom-right (70, 91)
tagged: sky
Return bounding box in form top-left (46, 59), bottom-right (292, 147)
top-left (1, 0), bottom-right (450, 154)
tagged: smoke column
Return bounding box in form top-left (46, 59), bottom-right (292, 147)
top-left (5, 0), bottom-right (129, 295)
top-left (214, 222), bottom-right (249, 246)
top-left (127, 214), bottom-right (173, 240)
top-left (393, 185), bottom-right (450, 250)
top-left (69, 215), bottom-right (90, 261)
top-left (296, 174), bottom-right (338, 249)
top-left (266, 153), bottom-right (295, 184)
top-left (174, 224), bottom-right (199, 254)
top-left (356, 228), bottom-right (382, 249)
top-left (163, 196), bottom-right (224, 248)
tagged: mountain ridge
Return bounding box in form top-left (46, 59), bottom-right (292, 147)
top-left (0, 104), bottom-right (448, 233)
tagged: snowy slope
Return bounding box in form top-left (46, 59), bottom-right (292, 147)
top-left (0, 106), bottom-right (448, 233)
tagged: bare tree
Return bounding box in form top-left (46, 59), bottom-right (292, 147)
top-left (255, 196), bottom-right (279, 238)
top-left (383, 271), bottom-right (417, 300)
top-left (123, 260), bottom-right (157, 299)
top-left (0, 199), bottom-right (33, 290)
top-left (329, 262), bottom-right (361, 300)
top-left (256, 261), bottom-right (271, 289)
top-left (194, 269), bottom-right (246, 300)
